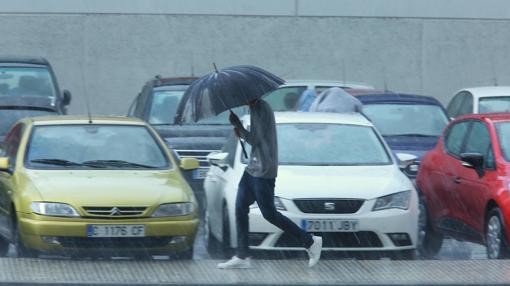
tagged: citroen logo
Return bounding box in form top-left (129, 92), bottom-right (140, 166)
top-left (324, 202), bottom-right (335, 211)
top-left (110, 207), bottom-right (122, 216)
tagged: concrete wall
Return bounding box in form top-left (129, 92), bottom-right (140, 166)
top-left (0, 1), bottom-right (510, 115)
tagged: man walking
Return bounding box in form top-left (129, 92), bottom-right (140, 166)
top-left (217, 98), bottom-right (322, 269)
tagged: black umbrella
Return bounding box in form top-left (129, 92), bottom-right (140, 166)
top-left (174, 64), bottom-right (284, 158)
top-left (174, 64), bottom-right (284, 124)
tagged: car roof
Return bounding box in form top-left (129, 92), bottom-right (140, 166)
top-left (25, 116), bottom-right (147, 126)
top-left (0, 56), bottom-right (49, 65)
top-left (0, 96), bottom-right (58, 111)
top-left (353, 92), bottom-right (443, 106)
top-left (456, 112), bottom-right (510, 123)
top-left (457, 86), bottom-right (510, 99)
top-left (281, 80), bottom-right (374, 90)
top-left (151, 76), bottom-right (198, 88)
top-left (241, 112), bottom-right (373, 127)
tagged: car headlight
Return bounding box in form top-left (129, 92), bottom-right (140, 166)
top-left (31, 202), bottom-right (80, 217)
top-left (152, 203), bottom-right (194, 217)
top-left (250, 196), bottom-right (286, 211)
top-left (372, 191), bottom-right (411, 211)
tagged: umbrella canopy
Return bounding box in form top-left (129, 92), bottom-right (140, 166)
top-left (174, 65), bottom-right (284, 124)
top-left (309, 87), bottom-right (364, 113)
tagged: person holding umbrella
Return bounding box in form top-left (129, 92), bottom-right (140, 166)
top-left (174, 65), bottom-right (322, 269)
top-left (217, 98), bottom-right (323, 269)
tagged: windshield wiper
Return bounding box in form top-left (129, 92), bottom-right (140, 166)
top-left (384, 133), bottom-right (438, 137)
top-left (30, 159), bottom-right (84, 167)
top-left (81, 160), bottom-right (158, 169)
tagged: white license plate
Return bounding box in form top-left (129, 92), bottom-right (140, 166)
top-left (301, 219), bottom-right (358, 232)
top-left (193, 168), bottom-right (208, 179)
top-left (87, 225), bottom-right (145, 237)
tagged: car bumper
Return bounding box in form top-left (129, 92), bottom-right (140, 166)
top-left (18, 213), bottom-right (199, 254)
top-left (247, 205), bottom-right (418, 252)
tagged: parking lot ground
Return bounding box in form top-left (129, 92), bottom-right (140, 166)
top-left (0, 258), bottom-right (509, 286)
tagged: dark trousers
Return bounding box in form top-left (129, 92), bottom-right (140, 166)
top-left (235, 171), bottom-right (313, 259)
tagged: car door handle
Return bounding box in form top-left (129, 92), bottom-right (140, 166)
top-left (453, 177), bottom-right (461, 184)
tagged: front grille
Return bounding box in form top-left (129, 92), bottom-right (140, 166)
top-left (83, 206), bottom-right (147, 217)
top-left (57, 237), bottom-right (173, 248)
top-left (293, 199), bottom-right (364, 214)
top-left (276, 232), bottom-right (382, 248)
top-left (176, 149), bottom-right (218, 168)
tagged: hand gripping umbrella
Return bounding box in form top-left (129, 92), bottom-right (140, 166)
top-left (174, 64), bottom-right (284, 158)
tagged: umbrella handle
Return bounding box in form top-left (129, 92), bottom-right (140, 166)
top-left (229, 109), bottom-right (248, 159)
top-left (239, 139), bottom-right (248, 159)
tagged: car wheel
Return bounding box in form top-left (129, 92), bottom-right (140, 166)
top-left (14, 220), bottom-right (38, 258)
top-left (486, 208), bottom-right (510, 259)
top-left (221, 204), bottom-right (233, 257)
top-left (390, 249), bottom-right (416, 260)
top-left (417, 194), bottom-right (443, 258)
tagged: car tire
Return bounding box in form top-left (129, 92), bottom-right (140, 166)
top-left (486, 208), bottom-right (510, 259)
top-left (389, 249), bottom-right (416, 260)
top-left (174, 248), bottom-right (194, 260)
top-left (14, 219), bottom-right (38, 258)
top-left (417, 194), bottom-right (443, 258)
top-left (221, 204), bottom-right (233, 258)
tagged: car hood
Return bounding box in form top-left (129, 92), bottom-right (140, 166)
top-left (25, 169), bottom-right (191, 207)
top-left (153, 125), bottom-right (231, 150)
top-left (275, 165), bottom-right (412, 200)
top-left (383, 135), bottom-right (439, 160)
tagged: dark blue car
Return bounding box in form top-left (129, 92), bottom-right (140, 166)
top-left (353, 92), bottom-right (449, 178)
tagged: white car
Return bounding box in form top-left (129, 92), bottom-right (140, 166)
top-left (263, 80), bottom-right (374, 112)
top-left (447, 86), bottom-right (510, 118)
top-left (204, 112), bottom-right (419, 259)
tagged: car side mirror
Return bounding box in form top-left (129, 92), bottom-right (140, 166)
top-left (207, 152), bottom-right (229, 170)
top-left (62, 90), bottom-right (72, 106)
top-left (0, 157), bottom-right (9, 172)
top-left (396, 153), bottom-right (418, 169)
top-left (180, 158), bottom-right (199, 170)
top-left (460, 152), bottom-right (485, 177)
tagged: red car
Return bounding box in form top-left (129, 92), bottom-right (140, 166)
top-left (416, 113), bottom-right (510, 259)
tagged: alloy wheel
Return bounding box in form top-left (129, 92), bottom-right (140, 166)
top-left (487, 215), bottom-right (502, 259)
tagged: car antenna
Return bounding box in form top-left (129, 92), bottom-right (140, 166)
top-left (79, 61), bottom-right (93, 124)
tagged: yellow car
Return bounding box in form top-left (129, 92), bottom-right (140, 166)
top-left (0, 116), bottom-right (200, 258)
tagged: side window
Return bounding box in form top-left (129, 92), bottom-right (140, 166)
top-left (3, 124), bottom-right (23, 168)
top-left (134, 84), bottom-right (152, 118)
top-left (457, 92), bottom-right (474, 116)
top-left (445, 121), bottom-right (471, 157)
top-left (222, 132), bottom-right (238, 167)
top-left (447, 93), bottom-right (463, 118)
top-left (127, 93), bottom-right (140, 117)
top-left (464, 121), bottom-right (494, 168)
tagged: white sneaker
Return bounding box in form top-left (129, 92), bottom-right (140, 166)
top-left (306, 236), bottom-right (323, 267)
top-left (217, 256), bottom-right (252, 269)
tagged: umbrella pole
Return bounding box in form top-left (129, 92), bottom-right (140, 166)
top-left (230, 110), bottom-right (249, 159)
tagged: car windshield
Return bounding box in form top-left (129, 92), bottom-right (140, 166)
top-left (264, 86), bottom-right (335, 111)
top-left (148, 88), bottom-right (186, 124)
top-left (0, 67), bottom-right (56, 98)
top-left (277, 123), bottom-right (391, 165)
top-left (479, 96), bottom-right (510, 113)
top-left (149, 88), bottom-right (247, 125)
top-left (362, 104), bottom-right (449, 136)
top-left (26, 125), bottom-right (170, 169)
top-left (0, 109), bottom-right (56, 136)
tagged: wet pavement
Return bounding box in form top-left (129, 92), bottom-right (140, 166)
top-left (0, 257), bottom-right (509, 285)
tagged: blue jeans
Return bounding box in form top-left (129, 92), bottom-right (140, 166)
top-left (235, 171), bottom-right (313, 259)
